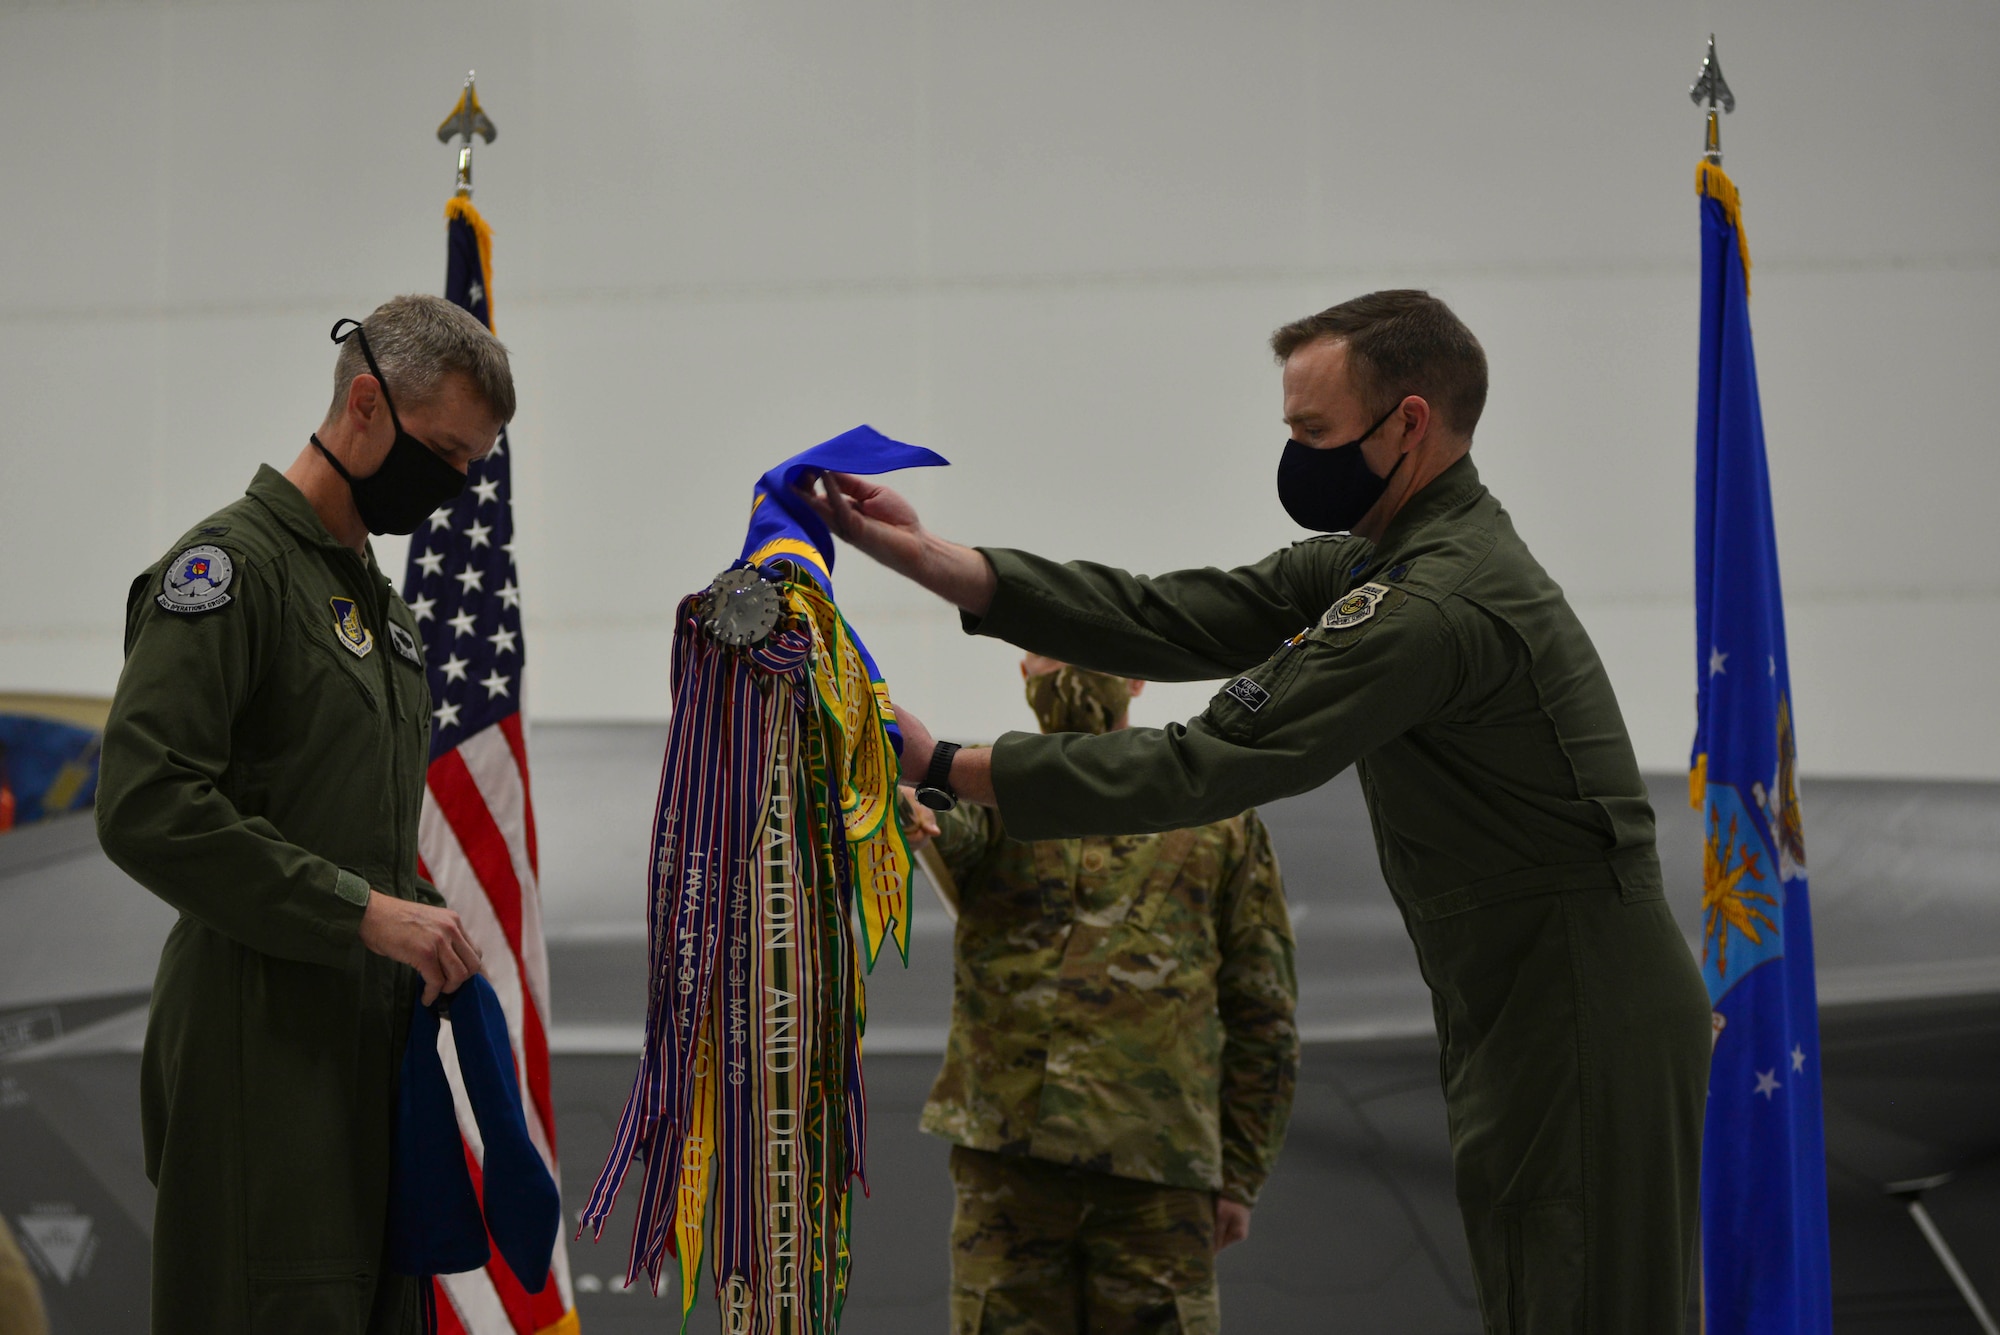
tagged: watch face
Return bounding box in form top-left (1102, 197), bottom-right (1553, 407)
top-left (916, 786), bottom-right (956, 812)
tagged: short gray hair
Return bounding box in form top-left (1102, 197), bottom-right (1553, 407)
top-left (327, 294), bottom-right (516, 424)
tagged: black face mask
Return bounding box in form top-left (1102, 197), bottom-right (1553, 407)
top-left (1275, 402), bottom-right (1405, 533)
top-left (310, 318), bottom-right (466, 535)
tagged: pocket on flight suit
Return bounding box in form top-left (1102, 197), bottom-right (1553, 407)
top-left (295, 609), bottom-right (383, 713)
top-left (248, 1262), bottom-right (369, 1333)
top-left (1474, 1197), bottom-right (1585, 1335)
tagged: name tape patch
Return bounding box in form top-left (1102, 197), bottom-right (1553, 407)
top-left (1320, 581), bottom-right (1390, 631)
top-left (157, 545), bottom-right (234, 615)
top-left (1224, 677), bottom-right (1271, 713)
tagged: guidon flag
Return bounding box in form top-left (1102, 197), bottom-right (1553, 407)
top-left (581, 427), bottom-right (945, 1333)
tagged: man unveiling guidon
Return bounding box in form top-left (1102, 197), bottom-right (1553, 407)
top-left (580, 426), bottom-right (945, 1333)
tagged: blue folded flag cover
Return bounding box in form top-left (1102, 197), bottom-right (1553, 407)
top-left (390, 974), bottom-right (561, 1290)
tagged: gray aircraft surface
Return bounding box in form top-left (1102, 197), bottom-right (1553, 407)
top-left (3, 721), bottom-right (1997, 1332)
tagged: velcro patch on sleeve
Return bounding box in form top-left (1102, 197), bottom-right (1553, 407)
top-left (1319, 582), bottom-right (1390, 631)
top-left (1223, 676), bottom-right (1271, 713)
top-left (156, 544), bottom-right (235, 615)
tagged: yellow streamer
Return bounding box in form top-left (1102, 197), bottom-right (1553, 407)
top-left (781, 581), bottom-right (913, 968)
top-left (674, 1033), bottom-right (717, 1327)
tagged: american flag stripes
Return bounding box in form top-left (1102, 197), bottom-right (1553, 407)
top-left (403, 196), bottom-right (578, 1335)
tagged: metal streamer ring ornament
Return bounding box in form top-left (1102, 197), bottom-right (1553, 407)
top-left (700, 565), bottom-right (784, 647)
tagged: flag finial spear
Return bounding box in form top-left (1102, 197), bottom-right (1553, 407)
top-left (1689, 35), bottom-right (1735, 165)
top-left (437, 71), bottom-right (497, 198)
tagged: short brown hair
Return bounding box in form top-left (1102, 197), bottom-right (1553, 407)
top-left (1271, 290), bottom-right (1487, 438)
top-left (328, 294), bottom-right (516, 424)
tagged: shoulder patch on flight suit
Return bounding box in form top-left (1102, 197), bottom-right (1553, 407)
top-left (157, 545), bottom-right (235, 614)
top-left (329, 597), bottom-right (375, 658)
top-left (387, 622), bottom-right (422, 667)
top-left (1320, 582), bottom-right (1390, 631)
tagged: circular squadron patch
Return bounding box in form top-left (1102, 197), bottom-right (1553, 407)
top-left (157, 544), bottom-right (235, 614)
top-left (1320, 581), bottom-right (1389, 631)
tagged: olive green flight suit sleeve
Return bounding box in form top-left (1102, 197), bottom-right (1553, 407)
top-left (1214, 811), bottom-right (1299, 1207)
top-left (96, 559), bottom-right (371, 967)
top-left (989, 583), bottom-right (1460, 839)
top-left (968, 541), bottom-right (1367, 682)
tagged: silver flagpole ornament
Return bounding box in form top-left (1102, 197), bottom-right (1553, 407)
top-left (437, 71), bottom-right (498, 198)
top-left (1689, 35), bottom-right (1735, 164)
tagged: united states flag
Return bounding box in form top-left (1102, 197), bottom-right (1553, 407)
top-left (403, 197), bottom-right (577, 1335)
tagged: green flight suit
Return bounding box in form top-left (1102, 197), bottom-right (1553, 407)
top-left (966, 456), bottom-right (1712, 1334)
top-left (97, 465), bottom-right (437, 1334)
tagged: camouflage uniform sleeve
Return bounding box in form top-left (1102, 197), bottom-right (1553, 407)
top-left (929, 800), bottom-right (1006, 889)
top-left (1214, 810), bottom-right (1299, 1206)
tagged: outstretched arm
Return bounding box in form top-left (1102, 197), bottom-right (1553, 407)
top-left (801, 470), bottom-right (997, 614)
top-left (804, 470), bottom-right (1367, 681)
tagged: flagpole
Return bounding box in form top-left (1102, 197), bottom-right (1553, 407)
top-left (437, 70), bottom-right (497, 199)
top-left (1688, 35), bottom-right (1734, 164)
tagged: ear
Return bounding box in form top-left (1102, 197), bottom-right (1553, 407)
top-left (1396, 395), bottom-right (1433, 450)
top-left (1128, 679), bottom-right (1147, 697)
top-left (344, 373), bottom-right (385, 430)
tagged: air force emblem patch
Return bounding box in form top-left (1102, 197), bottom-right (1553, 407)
top-left (1321, 582), bottom-right (1390, 631)
top-left (329, 597), bottom-right (375, 658)
top-left (157, 544), bottom-right (234, 614)
top-left (387, 622), bottom-right (422, 667)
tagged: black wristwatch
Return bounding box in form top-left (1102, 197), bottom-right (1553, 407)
top-left (914, 741), bottom-right (961, 812)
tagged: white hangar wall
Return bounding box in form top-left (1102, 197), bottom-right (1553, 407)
top-left (2, 0), bottom-right (1996, 779)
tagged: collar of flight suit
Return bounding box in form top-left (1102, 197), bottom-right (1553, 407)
top-left (1372, 452), bottom-right (1486, 559)
top-left (245, 463), bottom-right (389, 581)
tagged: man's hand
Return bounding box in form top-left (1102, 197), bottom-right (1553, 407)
top-left (897, 785), bottom-right (942, 849)
top-left (1215, 1198), bottom-right (1252, 1253)
top-left (358, 891), bottom-right (483, 1005)
top-left (798, 472), bottom-right (998, 615)
top-left (800, 471), bottom-right (929, 574)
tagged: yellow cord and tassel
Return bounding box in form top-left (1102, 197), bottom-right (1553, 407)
top-left (1695, 160), bottom-right (1752, 297)
top-left (444, 195), bottom-right (499, 331)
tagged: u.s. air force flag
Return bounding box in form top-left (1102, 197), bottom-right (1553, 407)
top-left (1690, 158), bottom-right (1834, 1335)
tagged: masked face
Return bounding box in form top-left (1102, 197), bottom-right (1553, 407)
top-left (1275, 400), bottom-right (1404, 534)
top-left (310, 319), bottom-right (467, 536)
top-left (1024, 665), bottom-right (1134, 736)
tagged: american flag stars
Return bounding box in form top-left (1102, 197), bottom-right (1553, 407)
top-left (400, 426), bottom-right (526, 756)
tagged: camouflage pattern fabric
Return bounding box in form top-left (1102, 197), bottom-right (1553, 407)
top-left (914, 799), bottom-right (1298, 1205)
top-left (1023, 665), bottom-right (1133, 736)
top-left (948, 1146), bottom-right (1217, 1335)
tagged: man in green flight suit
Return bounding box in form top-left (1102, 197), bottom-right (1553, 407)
top-left (903, 655), bottom-right (1297, 1335)
top-left (96, 295), bottom-right (515, 1334)
top-left (810, 290), bottom-right (1713, 1332)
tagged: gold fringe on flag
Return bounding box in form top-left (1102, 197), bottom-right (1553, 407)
top-left (1695, 160), bottom-right (1752, 297)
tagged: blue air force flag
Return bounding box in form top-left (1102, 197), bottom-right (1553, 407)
top-left (740, 424), bottom-right (948, 739)
top-left (1690, 159), bottom-right (1833, 1335)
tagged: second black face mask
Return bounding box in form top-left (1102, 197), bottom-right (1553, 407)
top-left (312, 319), bottom-right (467, 536)
top-left (1274, 402), bottom-right (1404, 533)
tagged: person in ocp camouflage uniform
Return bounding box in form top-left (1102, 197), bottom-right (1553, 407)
top-left (903, 655), bottom-right (1299, 1335)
